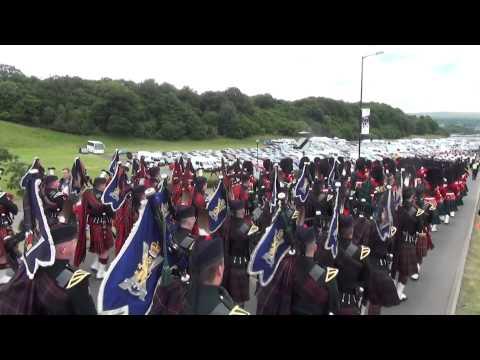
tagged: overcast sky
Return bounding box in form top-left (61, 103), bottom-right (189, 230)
top-left (0, 45), bottom-right (478, 113)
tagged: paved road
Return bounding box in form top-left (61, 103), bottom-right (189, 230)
top-left (383, 177), bottom-right (480, 315)
top-left (9, 177), bottom-right (480, 315)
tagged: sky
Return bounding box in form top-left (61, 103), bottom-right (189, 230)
top-left (0, 45), bottom-right (478, 113)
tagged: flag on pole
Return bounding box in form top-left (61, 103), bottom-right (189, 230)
top-left (101, 162), bottom-right (131, 212)
top-left (325, 184), bottom-right (341, 258)
top-left (21, 168), bottom-right (55, 280)
top-left (248, 208), bottom-right (292, 287)
top-left (294, 164), bottom-right (310, 204)
top-left (109, 149), bottom-right (120, 175)
top-left (205, 179), bottom-right (228, 233)
top-left (97, 189), bottom-right (168, 315)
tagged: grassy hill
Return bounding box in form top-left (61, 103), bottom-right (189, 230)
top-left (0, 120), bottom-right (269, 191)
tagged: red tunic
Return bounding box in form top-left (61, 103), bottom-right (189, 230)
top-left (114, 196), bottom-right (135, 255)
top-left (74, 189), bottom-right (114, 266)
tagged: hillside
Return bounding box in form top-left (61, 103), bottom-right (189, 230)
top-left (0, 64), bottom-right (446, 142)
top-left (414, 112), bottom-right (480, 133)
top-left (0, 120), bottom-right (269, 190)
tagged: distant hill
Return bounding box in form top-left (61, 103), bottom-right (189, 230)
top-left (412, 112), bottom-right (480, 133)
top-left (0, 63), bottom-right (446, 142)
top-left (413, 112), bottom-right (480, 120)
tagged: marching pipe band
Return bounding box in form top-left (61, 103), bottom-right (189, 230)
top-left (0, 149), bottom-right (478, 315)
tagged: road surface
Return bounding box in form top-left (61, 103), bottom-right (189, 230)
top-left (383, 177), bottom-right (480, 315)
top-left (9, 177), bottom-right (479, 315)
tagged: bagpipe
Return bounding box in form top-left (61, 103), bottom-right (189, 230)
top-left (2, 230), bottom-right (25, 271)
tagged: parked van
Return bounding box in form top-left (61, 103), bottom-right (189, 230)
top-left (86, 140), bottom-right (106, 154)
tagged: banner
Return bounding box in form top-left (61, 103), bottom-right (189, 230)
top-left (205, 180), bottom-right (228, 233)
top-left (294, 164), bottom-right (310, 204)
top-left (97, 191), bottom-right (167, 315)
top-left (324, 187), bottom-right (340, 258)
top-left (361, 108), bottom-right (370, 135)
top-left (109, 149), bottom-right (120, 175)
top-left (248, 208), bottom-right (292, 287)
top-left (101, 163), bottom-right (131, 212)
top-left (21, 169), bottom-right (55, 280)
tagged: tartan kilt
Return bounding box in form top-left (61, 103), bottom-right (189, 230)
top-left (338, 303), bottom-right (360, 315)
top-left (0, 227), bottom-right (10, 258)
top-left (437, 202), bottom-right (448, 216)
top-left (456, 197), bottom-right (464, 207)
top-left (444, 200), bottom-right (455, 213)
top-left (394, 243), bottom-right (418, 277)
top-left (224, 260), bottom-right (250, 303)
top-left (149, 278), bottom-right (187, 315)
top-left (416, 234), bottom-right (429, 259)
top-left (367, 263), bottom-right (400, 307)
top-left (431, 209), bottom-right (441, 225)
top-left (88, 223), bottom-right (114, 255)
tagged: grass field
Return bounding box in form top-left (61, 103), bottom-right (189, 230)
top-left (0, 120), bottom-right (270, 191)
top-left (456, 214), bottom-right (480, 314)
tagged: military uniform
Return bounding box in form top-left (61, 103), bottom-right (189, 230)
top-left (149, 276), bottom-right (188, 315)
top-left (183, 235), bottom-right (248, 315)
top-left (83, 188), bottom-right (114, 255)
top-left (291, 256), bottom-right (340, 315)
top-left (169, 206), bottom-right (197, 278)
top-left (334, 215), bottom-right (371, 315)
top-left (364, 220), bottom-right (400, 314)
top-left (42, 175), bottom-right (67, 227)
top-left (0, 192), bottom-right (18, 259)
top-left (0, 223), bottom-right (96, 314)
top-left (222, 200), bottom-right (253, 304)
top-left (0, 192), bottom-right (18, 283)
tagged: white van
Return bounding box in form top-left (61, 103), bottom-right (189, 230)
top-left (86, 140), bottom-right (106, 154)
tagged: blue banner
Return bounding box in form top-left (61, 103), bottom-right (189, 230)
top-left (327, 158), bottom-right (338, 189)
top-left (98, 191), bottom-right (167, 315)
top-left (248, 208), bottom-right (292, 287)
top-left (101, 163), bottom-right (130, 212)
top-left (206, 180), bottom-right (228, 233)
top-left (109, 149), bottom-right (120, 175)
top-left (325, 187), bottom-right (340, 258)
top-left (294, 164), bottom-right (310, 204)
top-left (21, 170), bottom-right (55, 280)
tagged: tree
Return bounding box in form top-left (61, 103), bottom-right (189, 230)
top-left (0, 64), bottom-right (448, 141)
top-left (218, 101), bottom-right (239, 137)
top-left (253, 94), bottom-right (276, 109)
top-left (0, 147), bottom-right (28, 195)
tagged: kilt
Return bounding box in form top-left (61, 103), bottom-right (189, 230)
top-left (0, 227), bottom-right (10, 258)
top-left (456, 198), bottom-right (464, 207)
top-left (223, 258), bottom-right (250, 303)
top-left (367, 260), bottom-right (400, 307)
top-left (88, 223), bottom-right (114, 255)
top-left (416, 233), bottom-right (429, 259)
top-left (149, 278), bottom-right (187, 315)
top-left (368, 303), bottom-right (382, 315)
top-left (338, 303), bottom-right (360, 315)
top-left (437, 202), bottom-right (448, 216)
top-left (256, 256), bottom-right (296, 315)
top-left (431, 209), bottom-right (441, 225)
top-left (444, 200), bottom-right (455, 214)
top-left (394, 243), bottom-right (418, 277)
top-left (0, 265), bottom-right (69, 314)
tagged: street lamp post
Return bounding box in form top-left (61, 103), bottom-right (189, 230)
top-left (358, 51), bottom-right (384, 159)
top-left (256, 139), bottom-right (260, 170)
